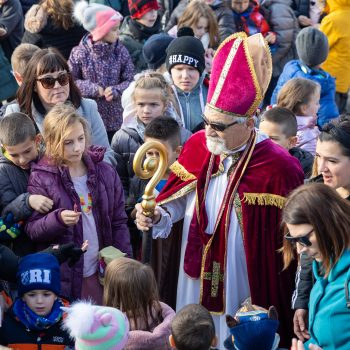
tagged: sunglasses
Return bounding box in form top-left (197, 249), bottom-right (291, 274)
top-left (284, 229), bottom-right (313, 247)
top-left (36, 72), bottom-right (70, 89)
top-left (202, 114), bottom-right (238, 132)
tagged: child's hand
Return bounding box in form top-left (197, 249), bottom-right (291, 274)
top-left (60, 210), bottom-right (81, 226)
top-left (298, 15), bottom-right (313, 27)
top-left (265, 32), bottom-right (276, 45)
top-left (98, 86), bottom-right (105, 97)
top-left (81, 239), bottom-right (88, 252)
top-left (29, 194), bottom-right (54, 213)
top-left (104, 86), bottom-right (114, 102)
top-left (0, 27), bottom-right (7, 37)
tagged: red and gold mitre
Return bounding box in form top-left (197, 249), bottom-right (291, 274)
top-left (207, 32), bottom-right (272, 117)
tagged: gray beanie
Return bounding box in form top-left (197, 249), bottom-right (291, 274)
top-left (296, 27), bottom-right (329, 68)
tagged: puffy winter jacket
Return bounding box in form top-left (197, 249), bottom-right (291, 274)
top-left (271, 60), bottom-right (339, 127)
top-left (21, 4), bottom-right (86, 59)
top-left (69, 34), bottom-right (134, 131)
top-left (25, 146), bottom-right (131, 300)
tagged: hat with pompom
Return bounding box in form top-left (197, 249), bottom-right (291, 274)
top-left (74, 0), bottom-right (123, 42)
top-left (62, 301), bottom-right (129, 350)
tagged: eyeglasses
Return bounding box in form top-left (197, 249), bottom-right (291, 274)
top-left (202, 114), bottom-right (238, 132)
top-left (36, 72), bottom-right (70, 89)
top-left (284, 229), bottom-right (313, 247)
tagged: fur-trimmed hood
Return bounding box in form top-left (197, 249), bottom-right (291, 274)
top-left (24, 4), bottom-right (48, 33)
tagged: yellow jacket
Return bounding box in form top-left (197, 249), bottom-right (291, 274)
top-left (320, 0), bottom-right (350, 93)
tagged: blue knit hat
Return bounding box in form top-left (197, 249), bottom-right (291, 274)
top-left (143, 33), bottom-right (174, 70)
top-left (17, 253), bottom-right (61, 297)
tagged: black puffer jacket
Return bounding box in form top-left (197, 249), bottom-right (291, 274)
top-left (0, 155), bottom-right (35, 256)
top-left (289, 146), bottom-right (314, 179)
top-left (21, 4), bottom-right (86, 59)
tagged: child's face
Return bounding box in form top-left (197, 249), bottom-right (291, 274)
top-left (259, 119), bottom-right (296, 150)
top-left (63, 121), bottom-right (86, 165)
top-left (231, 0), bottom-right (249, 13)
top-left (101, 23), bottom-right (120, 43)
top-left (171, 64), bottom-right (200, 92)
top-left (193, 17), bottom-right (209, 40)
top-left (137, 9), bottom-right (158, 27)
top-left (3, 136), bottom-right (40, 169)
top-left (300, 90), bottom-right (321, 117)
top-left (144, 137), bottom-right (181, 172)
top-left (22, 290), bottom-right (57, 316)
top-left (134, 88), bottom-right (167, 125)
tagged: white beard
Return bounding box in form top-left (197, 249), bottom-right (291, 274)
top-left (206, 136), bottom-right (229, 155)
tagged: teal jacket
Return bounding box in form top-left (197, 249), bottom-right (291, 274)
top-left (305, 250), bottom-right (350, 349)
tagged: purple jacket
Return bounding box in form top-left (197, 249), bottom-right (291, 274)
top-left (68, 35), bottom-right (135, 132)
top-left (25, 146), bottom-right (132, 300)
top-left (125, 302), bottom-right (175, 350)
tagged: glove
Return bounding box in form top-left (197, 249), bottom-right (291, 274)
top-left (43, 243), bottom-right (86, 267)
top-left (0, 213), bottom-right (23, 240)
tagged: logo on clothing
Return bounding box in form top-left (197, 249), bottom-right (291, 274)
top-left (168, 54), bottom-right (199, 67)
top-left (21, 269), bottom-right (51, 285)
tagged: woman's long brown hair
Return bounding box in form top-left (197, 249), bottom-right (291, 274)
top-left (282, 183), bottom-right (350, 277)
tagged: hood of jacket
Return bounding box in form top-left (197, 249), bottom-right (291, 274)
top-left (32, 145), bottom-right (106, 174)
top-left (327, 0), bottom-right (350, 11)
top-left (24, 4), bottom-right (48, 33)
top-left (313, 250), bottom-right (350, 283)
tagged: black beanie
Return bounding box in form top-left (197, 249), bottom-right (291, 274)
top-left (296, 27), bottom-right (329, 68)
top-left (166, 28), bottom-right (205, 74)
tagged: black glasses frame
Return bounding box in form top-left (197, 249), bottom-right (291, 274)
top-left (202, 114), bottom-right (238, 132)
top-left (36, 72), bottom-right (70, 89)
top-left (284, 229), bottom-right (313, 247)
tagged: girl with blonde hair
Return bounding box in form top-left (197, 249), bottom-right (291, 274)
top-left (104, 257), bottom-right (175, 349)
top-left (26, 103), bottom-right (131, 304)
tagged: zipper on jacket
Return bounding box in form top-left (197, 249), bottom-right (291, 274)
top-left (185, 93), bottom-right (191, 130)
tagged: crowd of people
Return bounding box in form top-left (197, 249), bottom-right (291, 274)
top-left (0, 0), bottom-right (350, 349)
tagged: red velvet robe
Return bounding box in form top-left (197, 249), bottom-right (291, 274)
top-left (157, 131), bottom-right (304, 346)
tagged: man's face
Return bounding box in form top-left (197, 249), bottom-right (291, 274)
top-left (170, 65), bottom-right (200, 92)
top-left (204, 108), bottom-right (254, 154)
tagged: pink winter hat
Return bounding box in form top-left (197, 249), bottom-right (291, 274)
top-left (74, 0), bottom-right (123, 42)
top-left (62, 301), bottom-right (129, 350)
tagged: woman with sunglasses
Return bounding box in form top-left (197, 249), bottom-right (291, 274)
top-left (292, 114), bottom-right (350, 342)
top-left (283, 183), bottom-right (350, 350)
top-left (4, 47), bottom-right (114, 165)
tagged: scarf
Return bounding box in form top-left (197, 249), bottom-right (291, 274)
top-left (184, 130), bottom-right (257, 313)
top-left (128, 16), bottom-right (161, 41)
top-left (13, 297), bottom-right (63, 331)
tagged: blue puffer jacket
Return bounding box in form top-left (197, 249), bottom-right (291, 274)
top-left (271, 60), bottom-right (339, 127)
top-left (305, 250), bottom-right (350, 350)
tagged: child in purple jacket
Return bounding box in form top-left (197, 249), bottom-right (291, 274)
top-left (69, 1), bottom-right (135, 141)
top-left (26, 103), bottom-right (132, 304)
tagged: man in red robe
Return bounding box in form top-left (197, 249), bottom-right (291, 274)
top-left (135, 32), bottom-right (304, 348)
